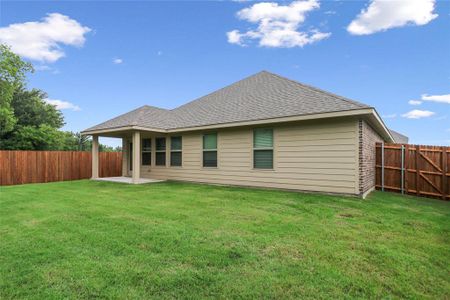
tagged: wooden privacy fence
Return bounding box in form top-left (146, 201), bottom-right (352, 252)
top-left (376, 143), bottom-right (449, 200)
top-left (0, 151), bottom-right (122, 186)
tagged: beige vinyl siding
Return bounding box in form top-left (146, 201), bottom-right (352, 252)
top-left (137, 118), bottom-right (359, 194)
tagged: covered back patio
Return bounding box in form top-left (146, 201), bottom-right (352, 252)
top-left (87, 128), bottom-right (164, 184)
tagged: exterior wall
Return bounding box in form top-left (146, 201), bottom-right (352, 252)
top-left (358, 120), bottom-right (384, 196)
top-left (132, 118), bottom-right (360, 195)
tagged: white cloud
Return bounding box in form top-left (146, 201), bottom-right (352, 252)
top-left (408, 100), bottom-right (422, 105)
top-left (0, 13), bottom-right (91, 62)
top-left (113, 58), bottom-right (123, 64)
top-left (44, 99), bottom-right (80, 111)
top-left (227, 30), bottom-right (244, 45)
top-left (421, 93), bottom-right (450, 104)
top-left (34, 65), bottom-right (51, 71)
top-left (382, 113), bottom-right (397, 119)
top-left (347, 0), bottom-right (438, 35)
top-left (34, 64), bottom-right (60, 74)
top-left (402, 109), bottom-right (435, 119)
top-left (227, 0), bottom-right (330, 48)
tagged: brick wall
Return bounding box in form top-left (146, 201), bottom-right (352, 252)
top-left (359, 120), bottom-right (384, 196)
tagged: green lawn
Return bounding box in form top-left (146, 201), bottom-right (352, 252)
top-left (0, 180), bottom-right (449, 299)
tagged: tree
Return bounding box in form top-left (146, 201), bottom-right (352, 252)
top-left (74, 132), bottom-right (90, 151)
top-left (0, 86), bottom-right (69, 150)
top-left (0, 44), bottom-right (121, 152)
top-left (0, 45), bottom-right (33, 135)
top-left (1, 124), bottom-right (68, 150)
top-left (0, 44), bottom-right (73, 151)
top-left (11, 88), bottom-right (64, 128)
top-left (81, 139), bottom-right (122, 152)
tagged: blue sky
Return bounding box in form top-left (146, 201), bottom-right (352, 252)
top-left (1, 0), bottom-right (449, 147)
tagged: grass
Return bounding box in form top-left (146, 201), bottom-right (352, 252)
top-left (0, 180), bottom-right (449, 299)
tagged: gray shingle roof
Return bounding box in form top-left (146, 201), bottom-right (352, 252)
top-left (83, 71), bottom-right (371, 132)
top-left (389, 129), bottom-right (409, 144)
top-left (86, 105), bottom-right (171, 131)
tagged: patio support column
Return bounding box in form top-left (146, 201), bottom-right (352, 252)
top-left (91, 135), bottom-right (99, 179)
top-left (132, 131), bottom-right (141, 183)
top-left (122, 137), bottom-right (127, 176)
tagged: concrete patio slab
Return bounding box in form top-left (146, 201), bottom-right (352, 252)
top-left (93, 177), bottom-right (165, 184)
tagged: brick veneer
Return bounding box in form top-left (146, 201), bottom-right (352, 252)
top-left (359, 120), bottom-right (383, 196)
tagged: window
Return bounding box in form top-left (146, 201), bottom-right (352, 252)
top-left (253, 128), bottom-right (273, 169)
top-left (170, 136), bottom-right (182, 167)
top-left (155, 137), bottom-right (166, 166)
top-left (203, 133), bottom-right (217, 167)
top-left (142, 138), bottom-right (151, 166)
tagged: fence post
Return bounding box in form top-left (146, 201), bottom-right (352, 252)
top-left (401, 145), bottom-right (405, 194)
top-left (405, 144), bottom-right (409, 194)
top-left (415, 145), bottom-right (420, 196)
top-left (381, 142), bottom-right (385, 191)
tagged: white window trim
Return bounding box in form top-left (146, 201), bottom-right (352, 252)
top-left (253, 129), bottom-right (274, 170)
top-left (202, 133), bottom-right (218, 168)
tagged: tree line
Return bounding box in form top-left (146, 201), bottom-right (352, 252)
top-left (0, 45), bottom-right (120, 152)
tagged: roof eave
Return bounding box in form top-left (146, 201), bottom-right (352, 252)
top-left (81, 108), bottom-right (395, 142)
top-left (81, 125), bottom-right (166, 136)
top-left (365, 109), bottom-right (395, 143)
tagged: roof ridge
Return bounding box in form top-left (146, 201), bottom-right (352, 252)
top-left (142, 104), bottom-right (169, 111)
top-left (262, 70), bottom-right (370, 109)
top-left (130, 105), bottom-right (156, 126)
top-left (107, 105), bottom-right (148, 126)
top-left (173, 71), bottom-right (267, 111)
top-left (136, 105), bottom-right (171, 128)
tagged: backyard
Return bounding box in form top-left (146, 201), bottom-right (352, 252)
top-left (0, 180), bottom-right (449, 299)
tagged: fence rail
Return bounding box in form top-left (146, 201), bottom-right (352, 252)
top-left (376, 143), bottom-right (449, 200)
top-left (0, 150), bottom-right (122, 186)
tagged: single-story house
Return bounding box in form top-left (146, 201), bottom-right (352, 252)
top-left (82, 71), bottom-right (407, 197)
